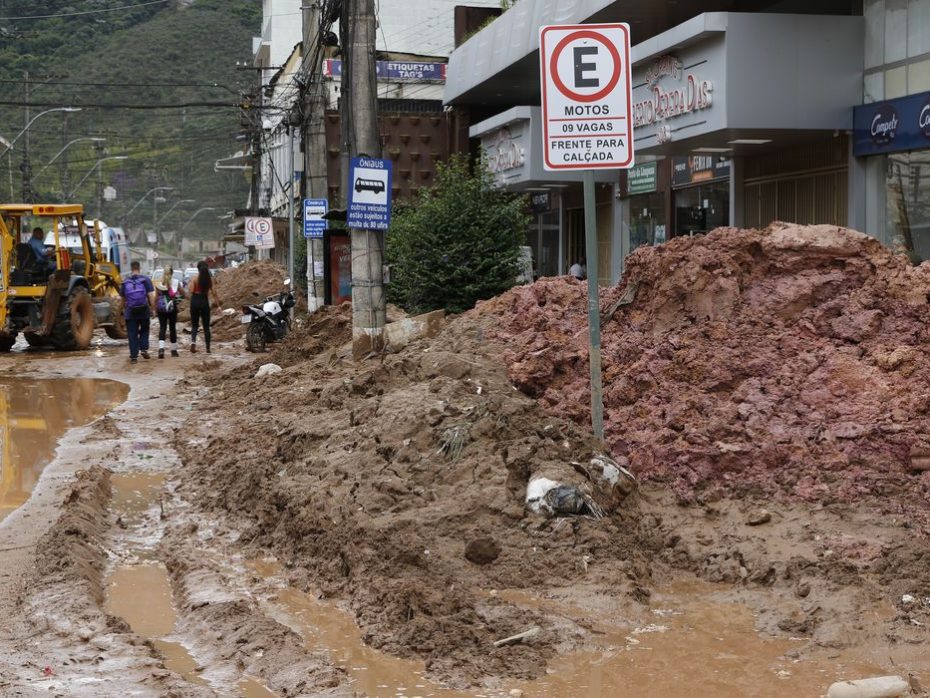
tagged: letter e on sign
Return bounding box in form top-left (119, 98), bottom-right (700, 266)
top-left (540, 23), bottom-right (634, 170)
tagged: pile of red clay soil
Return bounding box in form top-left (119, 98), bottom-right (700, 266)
top-left (478, 223), bottom-right (930, 516)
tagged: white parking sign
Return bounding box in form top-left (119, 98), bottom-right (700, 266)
top-left (540, 24), bottom-right (634, 170)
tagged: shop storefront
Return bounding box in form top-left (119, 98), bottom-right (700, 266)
top-left (853, 90), bottom-right (930, 261)
top-left (626, 161), bottom-right (666, 249)
top-left (470, 106), bottom-right (617, 282)
top-left (672, 156), bottom-right (730, 236)
top-left (623, 12), bottom-right (860, 259)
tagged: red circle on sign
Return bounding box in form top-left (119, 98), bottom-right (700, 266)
top-left (549, 30), bottom-right (621, 103)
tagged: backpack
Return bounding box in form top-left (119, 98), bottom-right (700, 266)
top-left (124, 276), bottom-right (149, 317)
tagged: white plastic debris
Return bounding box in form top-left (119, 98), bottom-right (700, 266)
top-left (222, 308), bottom-right (238, 316)
top-left (525, 478), bottom-right (561, 515)
top-left (826, 675), bottom-right (909, 698)
top-left (901, 594), bottom-right (917, 605)
top-left (255, 363), bottom-right (283, 378)
top-left (590, 454), bottom-right (638, 494)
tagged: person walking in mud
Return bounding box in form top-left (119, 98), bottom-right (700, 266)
top-left (188, 260), bottom-right (222, 354)
top-left (154, 266), bottom-right (183, 358)
top-left (119, 261), bottom-right (156, 364)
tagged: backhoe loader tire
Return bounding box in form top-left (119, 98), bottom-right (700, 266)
top-left (52, 287), bottom-right (95, 350)
top-left (104, 299), bottom-right (128, 340)
top-left (0, 334), bottom-right (15, 352)
top-left (24, 333), bottom-right (50, 348)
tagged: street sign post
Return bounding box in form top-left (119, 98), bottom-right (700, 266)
top-left (540, 23), bottom-right (634, 440)
top-left (347, 157), bottom-right (393, 230)
top-left (245, 216), bottom-right (274, 250)
top-left (303, 198), bottom-right (327, 239)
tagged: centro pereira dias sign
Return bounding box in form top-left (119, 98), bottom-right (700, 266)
top-left (632, 54), bottom-right (714, 142)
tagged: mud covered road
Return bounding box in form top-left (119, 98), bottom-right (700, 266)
top-left (1, 228), bottom-right (930, 697)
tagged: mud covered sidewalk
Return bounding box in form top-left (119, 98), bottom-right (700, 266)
top-left (1, 225), bottom-right (929, 696)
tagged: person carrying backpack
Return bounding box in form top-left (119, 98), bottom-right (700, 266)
top-left (119, 261), bottom-right (156, 364)
top-left (154, 266), bottom-right (183, 358)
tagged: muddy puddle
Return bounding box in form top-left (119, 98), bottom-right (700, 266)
top-left (246, 560), bottom-right (909, 698)
top-left (0, 377), bottom-right (128, 522)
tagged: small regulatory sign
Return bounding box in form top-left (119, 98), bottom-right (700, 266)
top-left (244, 216), bottom-right (273, 246)
top-left (540, 23), bottom-right (634, 170)
top-left (303, 198), bottom-right (327, 239)
top-left (347, 157), bottom-right (393, 230)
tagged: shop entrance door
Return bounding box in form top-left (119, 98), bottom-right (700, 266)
top-left (744, 167), bottom-right (848, 228)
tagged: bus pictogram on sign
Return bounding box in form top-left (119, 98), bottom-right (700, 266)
top-left (540, 23), bottom-right (634, 170)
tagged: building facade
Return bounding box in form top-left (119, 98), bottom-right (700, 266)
top-left (447, 1), bottom-right (930, 283)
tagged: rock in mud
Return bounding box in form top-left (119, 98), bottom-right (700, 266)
top-left (746, 509), bottom-right (772, 526)
top-left (255, 363), bottom-right (282, 378)
top-left (464, 537), bottom-right (502, 565)
top-left (825, 674), bottom-right (909, 698)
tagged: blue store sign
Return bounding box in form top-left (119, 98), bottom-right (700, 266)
top-left (853, 90), bottom-right (930, 156)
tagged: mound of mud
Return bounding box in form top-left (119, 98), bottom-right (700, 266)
top-left (264, 303), bottom-right (352, 367)
top-left (177, 314), bottom-right (657, 685)
top-left (179, 261), bottom-right (301, 342)
top-left (478, 223), bottom-right (930, 512)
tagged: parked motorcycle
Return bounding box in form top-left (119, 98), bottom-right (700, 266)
top-left (242, 278), bottom-right (296, 352)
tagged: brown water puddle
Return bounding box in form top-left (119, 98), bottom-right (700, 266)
top-left (104, 563), bottom-right (208, 687)
top-left (249, 560), bottom-right (910, 698)
top-left (0, 377), bottom-right (128, 522)
top-left (250, 559), bottom-right (475, 697)
top-left (107, 513), bottom-right (278, 695)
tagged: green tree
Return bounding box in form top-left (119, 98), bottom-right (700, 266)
top-left (386, 156), bottom-right (528, 314)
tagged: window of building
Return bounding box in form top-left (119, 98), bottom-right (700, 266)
top-left (908, 0), bottom-right (930, 57)
top-left (886, 65), bottom-right (908, 98)
top-left (886, 151), bottom-right (930, 262)
top-left (886, 0), bottom-right (909, 64)
top-left (674, 183), bottom-right (728, 237)
top-left (629, 192), bottom-right (666, 253)
top-left (908, 59), bottom-right (930, 93)
top-left (865, 0), bottom-right (886, 69)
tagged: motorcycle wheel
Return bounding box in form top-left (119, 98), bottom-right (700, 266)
top-left (246, 322), bottom-right (266, 353)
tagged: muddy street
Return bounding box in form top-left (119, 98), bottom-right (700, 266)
top-left (0, 233), bottom-right (929, 697)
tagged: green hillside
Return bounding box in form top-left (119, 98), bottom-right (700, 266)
top-left (0, 0), bottom-right (260, 240)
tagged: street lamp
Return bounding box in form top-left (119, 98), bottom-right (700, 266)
top-left (178, 207), bottom-right (217, 258)
top-left (124, 186), bottom-right (175, 219)
top-left (0, 107), bottom-right (82, 156)
top-left (156, 199), bottom-right (195, 226)
top-left (66, 155), bottom-right (129, 198)
top-left (181, 207), bottom-right (217, 230)
top-left (34, 137), bottom-right (106, 179)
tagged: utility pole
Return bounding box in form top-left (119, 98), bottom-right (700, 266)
top-left (21, 71), bottom-right (31, 202)
top-left (302, 0), bottom-right (328, 313)
top-left (94, 140), bottom-right (104, 220)
top-left (60, 113), bottom-right (70, 200)
top-left (343, 0), bottom-right (385, 359)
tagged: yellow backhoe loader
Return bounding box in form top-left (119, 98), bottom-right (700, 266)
top-left (0, 204), bottom-right (126, 351)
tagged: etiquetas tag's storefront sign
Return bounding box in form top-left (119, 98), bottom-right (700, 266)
top-left (632, 54), bottom-right (714, 145)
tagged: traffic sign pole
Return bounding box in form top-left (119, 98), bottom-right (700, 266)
top-left (540, 22), bottom-right (633, 441)
top-left (582, 170), bottom-right (604, 439)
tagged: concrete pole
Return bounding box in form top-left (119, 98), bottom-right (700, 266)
top-left (95, 141), bottom-right (104, 220)
top-left (344, 0), bottom-right (385, 359)
top-left (302, 0), bottom-right (327, 313)
top-left (287, 124), bottom-right (295, 282)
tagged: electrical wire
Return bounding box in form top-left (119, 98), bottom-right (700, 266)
top-left (0, 0), bottom-right (171, 21)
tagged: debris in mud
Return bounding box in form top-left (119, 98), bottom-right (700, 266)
top-left (255, 363), bottom-right (282, 378)
top-left (825, 674), bottom-right (909, 698)
top-left (177, 300), bottom-right (659, 686)
top-left (477, 223), bottom-right (930, 517)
